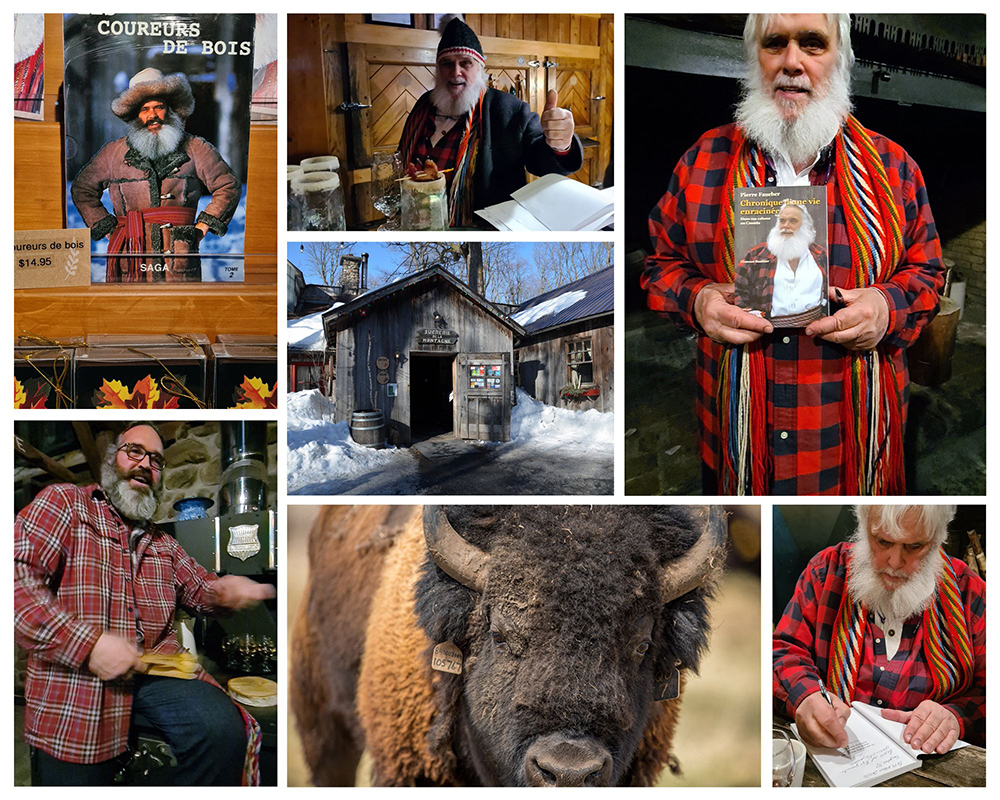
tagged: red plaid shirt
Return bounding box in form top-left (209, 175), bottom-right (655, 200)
top-left (642, 124), bottom-right (944, 494)
top-left (773, 543), bottom-right (986, 745)
top-left (734, 243), bottom-right (828, 320)
top-left (399, 109), bottom-right (466, 191)
top-left (14, 483), bottom-right (220, 763)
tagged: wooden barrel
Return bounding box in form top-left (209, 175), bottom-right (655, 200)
top-left (908, 296), bottom-right (960, 387)
top-left (350, 409), bottom-right (386, 449)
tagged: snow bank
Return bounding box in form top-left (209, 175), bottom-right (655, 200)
top-left (286, 390), bottom-right (418, 494)
top-left (509, 389), bottom-right (613, 448)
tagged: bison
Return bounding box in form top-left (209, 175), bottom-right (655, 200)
top-left (291, 504), bottom-right (726, 786)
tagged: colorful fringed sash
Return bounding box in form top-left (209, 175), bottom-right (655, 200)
top-left (827, 549), bottom-right (974, 704)
top-left (716, 116), bottom-right (906, 495)
top-left (398, 91), bottom-right (484, 228)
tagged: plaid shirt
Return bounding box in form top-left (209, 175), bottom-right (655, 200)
top-left (399, 108), bottom-right (465, 191)
top-left (14, 483), bottom-right (219, 763)
top-left (734, 242), bottom-right (828, 320)
top-left (642, 124), bottom-right (944, 494)
top-left (773, 543), bottom-right (986, 745)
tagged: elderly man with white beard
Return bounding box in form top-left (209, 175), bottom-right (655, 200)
top-left (641, 14), bottom-right (944, 496)
top-left (14, 423), bottom-right (275, 785)
top-left (71, 69), bottom-right (241, 282)
top-left (735, 201), bottom-right (827, 325)
top-left (397, 15), bottom-right (583, 227)
top-left (773, 505), bottom-right (985, 753)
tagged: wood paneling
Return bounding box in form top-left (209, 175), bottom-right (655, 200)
top-left (517, 318), bottom-right (613, 413)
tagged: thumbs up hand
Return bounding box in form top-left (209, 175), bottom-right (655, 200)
top-left (541, 89), bottom-right (575, 154)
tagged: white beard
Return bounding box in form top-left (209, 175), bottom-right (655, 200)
top-left (101, 458), bottom-right (161, 523)
top-left (430, 67), bottom-right (488, 118)
top-left (254, 13), bottom-right (278, 68)
top-left (735, 62), bottom-right (852, 167)
top-left (848, 537), bottom-right (943, 620)
top-left (14, 14), bottom-right (44, 63)
top-left (126, 110), bottom-right (186, 160)
top-left (767, 223), bottom-right (813, 262)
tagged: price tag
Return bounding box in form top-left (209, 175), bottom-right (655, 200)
top-left (431, 641), bottom-right (463, 675)
top-left (15, 229), bottom-right (91, 289)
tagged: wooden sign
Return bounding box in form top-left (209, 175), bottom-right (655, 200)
top-left (376, 356), bottom-right (390, 370)
top-left (376, 370), bottom-right (389, 385)
top-left (15, 229), bottom-right (91, 288)
top-left (416, 328), bottom-right (459, 351)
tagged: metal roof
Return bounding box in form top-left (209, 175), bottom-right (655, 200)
top-left (514, 266), bottom-right (614, 335)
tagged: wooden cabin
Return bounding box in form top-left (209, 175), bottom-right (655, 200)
top-left (322, 266), bottom-right (524, 446)
top-left (514, 266), bottom-right (614, 412)
top-left (288, 13), bottom-right (614, 228)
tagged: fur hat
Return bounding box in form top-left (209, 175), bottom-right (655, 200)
top-left (111, 68), bottom-right (195, 121)
top-left (437, 14), bottom-right (485, 66)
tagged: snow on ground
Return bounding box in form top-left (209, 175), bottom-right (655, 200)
top-left (286, 390), bottom-right (420, 494)
top-left (513, 290), bottom-right (587, 327)
top-left (286, 388), bottom-right (613, 495)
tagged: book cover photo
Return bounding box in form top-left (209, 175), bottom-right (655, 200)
top-left (733, 186), bottom-right (829, 327)
top-left (14, 14), bottom-right (45, 120)
top-left (63, 13), bottom-right (256, 283)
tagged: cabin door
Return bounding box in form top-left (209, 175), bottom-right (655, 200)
top-left (455, 352), bottom-right (511, 442)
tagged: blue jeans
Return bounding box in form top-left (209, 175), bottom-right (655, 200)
top-left (32, 676), bottom-right (246, 786)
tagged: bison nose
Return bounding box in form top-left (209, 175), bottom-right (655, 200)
top-left (524, 735), bottom-right (613, 787)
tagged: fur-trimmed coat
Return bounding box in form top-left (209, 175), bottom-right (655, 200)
top-left (291, 506), bottom-right (687, 787)
top-left (70, 133), bottom-right (240, 281)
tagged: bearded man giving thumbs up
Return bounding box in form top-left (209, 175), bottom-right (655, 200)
top-left (398, 14), bottom-right (583, 227)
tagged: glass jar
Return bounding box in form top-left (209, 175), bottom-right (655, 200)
top-left (286, 166), bottom-right (303, 229)
top-left (401, 176), bottom-right (448, 231)
top-left (290, 171), bottom-right (346, 231)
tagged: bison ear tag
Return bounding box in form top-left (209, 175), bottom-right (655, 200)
top-left (432, 641), bottom-right (464, 675)
top-left (654, 666), bottom-right (680, 701)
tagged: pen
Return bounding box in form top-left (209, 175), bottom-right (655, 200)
top-left (818, 680), bottom-right (835, 709)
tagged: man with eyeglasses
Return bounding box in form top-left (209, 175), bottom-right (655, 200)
top-left (14, 423), bottom-right (275, 785)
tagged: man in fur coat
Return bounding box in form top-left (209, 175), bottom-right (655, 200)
top-left (398, 15), bottom-right (584, 227)
top-left (70, 68), bottom-right (241, 282)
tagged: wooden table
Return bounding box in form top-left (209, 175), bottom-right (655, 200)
top-left (773, 714), bottom-right (986, 787)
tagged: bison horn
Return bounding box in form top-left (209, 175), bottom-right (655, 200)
top-left (660, 507), bottom-right (728, 604)
top-left (423, 506), bottom-right (490, 592)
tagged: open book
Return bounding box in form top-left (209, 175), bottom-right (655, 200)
top-left (475, 174), bottom-right (614, 231)
top-left (792, 701), bottom-right (968, 787)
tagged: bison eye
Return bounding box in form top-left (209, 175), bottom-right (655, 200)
top-left (635, 641), bottom-right (651, 659)
top-left (491, 630), bottom-right (507, 647)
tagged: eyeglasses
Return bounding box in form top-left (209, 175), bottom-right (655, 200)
top-left (117, 442), bottom-right (165, 471)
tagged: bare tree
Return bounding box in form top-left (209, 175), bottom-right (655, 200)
top-left (532, 242), bottom-right (613, 290)
top-left (300, 242), bottom-right (353, 285)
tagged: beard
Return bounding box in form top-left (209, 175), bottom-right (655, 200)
top-left (101, 457), bottom-right (162, 524)
top-left (767, 222), bottom-right (814, 261)
top-left (430, 66), bottom-right (488, 117)
top-left (848, 536), bottom-right (943, 620)
top-left (126, 108), bottom-right (186, 160)
top-left (735, 61), bottom-right (852, 167)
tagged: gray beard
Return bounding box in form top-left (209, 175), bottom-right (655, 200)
top-left (847, 536), bottom-right (943, 620)
top-left (101, 459), bottom-right (161, 523)
top-left (126, 112), bottom-right (186, 160)
top-left (735, 64), bottom-right (852, 168)
top-left (767, 224), bottom-right (813, 261)
top-left (430, 69), bottom-right (488, 118)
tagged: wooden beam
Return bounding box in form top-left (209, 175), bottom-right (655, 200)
top-left (71, 422), bottom-right (102, 480)
top-left (15, 436), bottom-right (79, 484)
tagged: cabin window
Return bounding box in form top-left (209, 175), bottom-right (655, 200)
top-left (567, 339), bottom-right (594, 386)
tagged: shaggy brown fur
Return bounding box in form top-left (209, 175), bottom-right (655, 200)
top-left (292, 506), bottom-right (706, 786)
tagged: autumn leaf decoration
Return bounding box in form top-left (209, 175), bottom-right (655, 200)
top-left (95, 375), bottom-right (182, 409)
top-left (14, 378), bottom-right (51, 409)
top-left (232, 376), bottom-right (278, 409)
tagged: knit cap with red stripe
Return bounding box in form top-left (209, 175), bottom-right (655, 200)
top-left (437, 15), bottom-right (485, 66)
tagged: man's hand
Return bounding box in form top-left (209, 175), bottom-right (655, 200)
top-left (804, 287), bottom-right (889, 350)
top-left (87, 632), bottom-right (142, 681)
top-left (541, 89), bottom-right (574, 153)
top-left (881, 700), bottom-right (960, 754)
top-left (794, 691), bottom-right (851, 749)
top-left (694, 282), bottom-right (774, 344)
top-left (210, 575), bottom-right (276, 611)
top-left (194, 222), bottom-right (209, 240)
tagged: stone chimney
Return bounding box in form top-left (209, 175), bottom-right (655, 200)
top-left (340, 254), bottom-right (362, 293)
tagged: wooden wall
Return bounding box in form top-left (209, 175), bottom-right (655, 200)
top-left (14, 14), bottom-right (277, 341)
top-left (334, 278), bottom-right (513, 445)
top-left (517, 317), bottom-right (614, 413)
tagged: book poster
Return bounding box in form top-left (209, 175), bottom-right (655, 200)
top-left (63, 14), bottom-right (256, 283)
top-left (14, 14), bottom-right (45, 120)
top-left (250, 13), bottom-right (277, 122)
top-left (733, 186), bottom-right (829, 327)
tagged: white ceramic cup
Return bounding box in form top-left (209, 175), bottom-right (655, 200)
top-left (789, 739), bottom-right (807, 787)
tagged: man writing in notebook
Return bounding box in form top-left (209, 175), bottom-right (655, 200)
top-left (773, 506), bottom-right (985, 753)
top-left (641, 14), bottom-right (943, 495)
top-left (397, 14), bottom-right (582, 227)
top-left (14, 422), bottom-right (275, 785)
